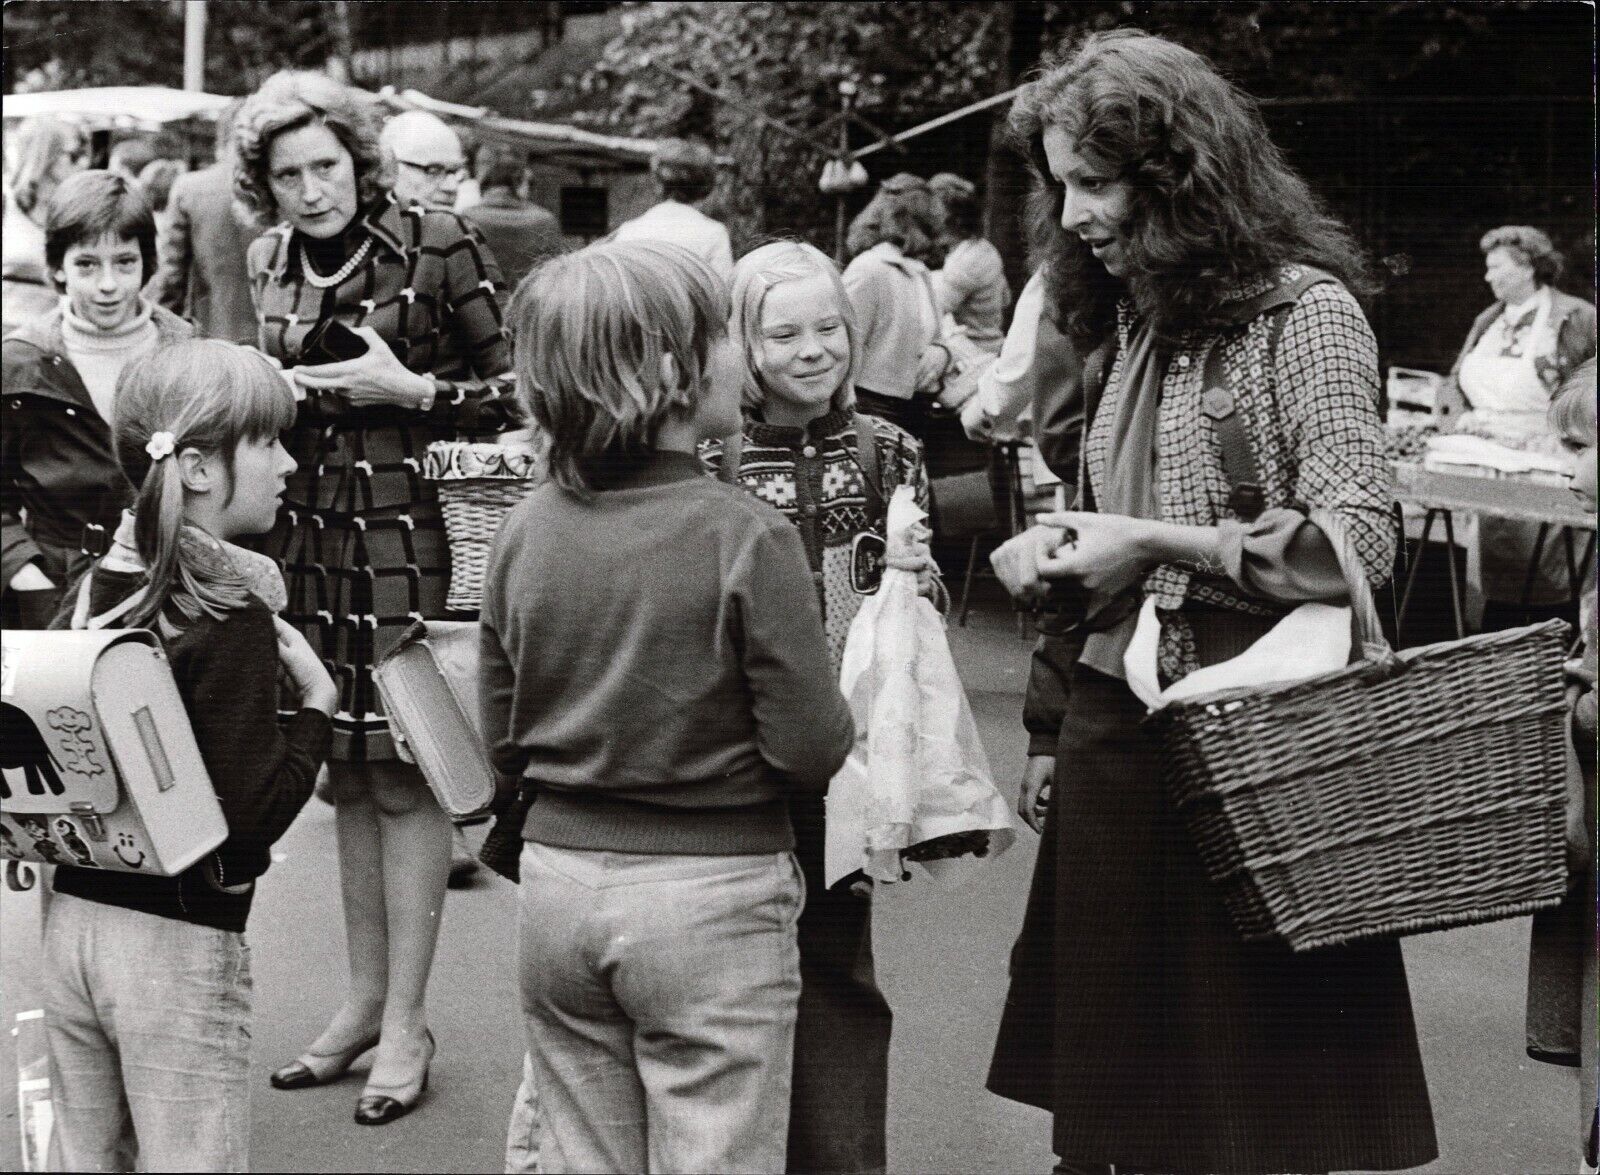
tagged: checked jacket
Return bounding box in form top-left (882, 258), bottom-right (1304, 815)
top-left (248, 194), bottom-right (516, 761)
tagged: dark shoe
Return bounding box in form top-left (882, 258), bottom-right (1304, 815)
top-left (354, 1030), bottom-right (435, 1125)
top-left (448, 824), bottom-right (480, 887)
top-left (269, 1031), bottom-right (380, 1090)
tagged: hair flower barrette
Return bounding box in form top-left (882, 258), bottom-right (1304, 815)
top-left (145, 431), bottom-right (177, 462)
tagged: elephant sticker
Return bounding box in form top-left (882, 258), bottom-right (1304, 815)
top-left (0, 702), bottom-right (65, 800)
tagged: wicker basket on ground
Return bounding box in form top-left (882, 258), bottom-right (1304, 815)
top-left (1154, 510), bottom-right (1571, 953)
top-left (425, 437), bottom-right (543, 613)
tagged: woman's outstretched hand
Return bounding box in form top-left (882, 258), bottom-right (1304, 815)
top-left (292, 325), bottom-right (435, 409)
top-left (1033, 511), bottom-right (1157, 594)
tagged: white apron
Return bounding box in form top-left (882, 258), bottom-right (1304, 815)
top-left (1456, 291), bottom-right (1570, 608)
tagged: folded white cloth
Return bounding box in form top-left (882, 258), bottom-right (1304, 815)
top-left (1124, 596), bottom-right (1352, 711)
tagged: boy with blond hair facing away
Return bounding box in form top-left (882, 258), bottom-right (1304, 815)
top-left (480, 239), bottom-right (853, 1174)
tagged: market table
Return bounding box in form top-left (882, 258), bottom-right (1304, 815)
top-left (1392, 462), bottom-right (1595, 641)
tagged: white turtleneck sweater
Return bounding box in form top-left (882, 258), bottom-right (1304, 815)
top-left (59, 298), bottom-right (160, 424)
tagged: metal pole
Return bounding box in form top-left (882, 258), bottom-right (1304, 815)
top-left (834, 84), bottom-right (851, 266)
top-left (183, 0), bottom-right (207, 92)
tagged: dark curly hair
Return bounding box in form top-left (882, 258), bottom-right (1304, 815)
top-left (1013, 30), bottom-right (1374, 349)
top-left (232, 71), bottom-right (390, 227)
top-left (1480, 225), bottom-right (1564, 288)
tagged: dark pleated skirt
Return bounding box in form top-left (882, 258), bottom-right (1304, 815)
top-left (988, 663), bottom-right (1439, 1174)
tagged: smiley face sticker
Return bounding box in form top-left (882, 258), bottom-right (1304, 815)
top-left (112, 832), bottom-right (147, 870)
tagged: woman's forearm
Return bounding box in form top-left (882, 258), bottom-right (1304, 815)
top-left (1134, 519), bottom-right (1225, 576)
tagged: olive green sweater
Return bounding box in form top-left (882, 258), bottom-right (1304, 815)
top-left (478, 450), bottom-right (854, 855)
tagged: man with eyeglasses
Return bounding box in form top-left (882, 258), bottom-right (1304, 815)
top-left (381, 110), bottom-right (469, 213)
top-left (379, 107), bottom-right (489, 888)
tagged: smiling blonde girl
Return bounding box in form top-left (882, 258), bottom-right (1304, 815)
top-left (702, 238), bottom-right (932, 1175)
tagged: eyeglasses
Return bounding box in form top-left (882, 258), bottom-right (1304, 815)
top-left (396, 159), bottom-right (467, 182)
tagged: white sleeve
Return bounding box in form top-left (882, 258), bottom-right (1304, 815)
top-left (975, 268), bottom-right (1049, 428)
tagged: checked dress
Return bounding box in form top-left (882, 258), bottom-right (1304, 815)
top-left (248, 194), bottom-right (516, 763)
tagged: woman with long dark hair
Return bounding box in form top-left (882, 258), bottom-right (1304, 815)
top-left (986, 31), bottom-right (1437, 1175)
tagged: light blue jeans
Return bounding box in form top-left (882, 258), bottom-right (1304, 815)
top-left (504, 1051), bottom-right (541, 1174)
top-left (518, 842), bottom-right (804, 1174)
top-left (42, 893), bottom-right (252, 1173)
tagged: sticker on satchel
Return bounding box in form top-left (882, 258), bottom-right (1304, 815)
top-left (849, 532), bottom-right (888, 595)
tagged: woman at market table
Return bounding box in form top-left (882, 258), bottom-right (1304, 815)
top-left (983, 30), bottom-right (1437, 1175)
top-left (1441, 224), bottom-right (1597, 631)
top-left (233, 69), bottom-right (516, 1127)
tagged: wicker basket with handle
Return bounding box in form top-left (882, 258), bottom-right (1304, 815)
top-left (424, 436), bottom-right (543, 613)
top-left (1154, 509), bottom-right (1571, 953)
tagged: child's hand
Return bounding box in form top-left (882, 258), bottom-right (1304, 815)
top-left (1018, 755), bottom-right (1054, 834)
top-left (274, 617), bottom-right (337, 716)
top-left (886, 537), bottom-right (938, 598)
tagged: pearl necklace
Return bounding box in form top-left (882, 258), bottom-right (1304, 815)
top-left (298, 235), bottom-right (373, 289)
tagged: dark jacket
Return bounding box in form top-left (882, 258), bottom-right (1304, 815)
top-left (1, 304), bottom-right (194, 596)
top-left (461, 189), bottom-right (563, 292)
top-left (151, 163), bottom-right (263, 344)
top-left (249, 194), bottom-right (516, 761)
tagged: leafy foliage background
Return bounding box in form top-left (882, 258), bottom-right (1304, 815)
top-left (5, 1), bottom-right (1591, 365)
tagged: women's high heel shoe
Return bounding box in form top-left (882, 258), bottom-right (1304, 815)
top-left (353, 1029), bottom-right (435, 1126)
top-left (269, 1031), bottom-right (381, 1090)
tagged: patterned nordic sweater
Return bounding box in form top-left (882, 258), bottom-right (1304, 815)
top-left (701, 407), bottom-right (929, 671)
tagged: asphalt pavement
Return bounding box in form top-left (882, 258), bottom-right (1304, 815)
top-left (0, 485), bottom-right (1584, 1172)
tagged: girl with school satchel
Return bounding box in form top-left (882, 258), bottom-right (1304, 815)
top-left (40, 340), bottom-right (334, 1173)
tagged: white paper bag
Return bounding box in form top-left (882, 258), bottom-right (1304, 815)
top-left (824, 488), bottom-right (1017, 888)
